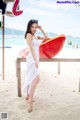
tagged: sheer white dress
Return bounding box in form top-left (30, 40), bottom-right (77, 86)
top-left (23, 37), bottom-right (43, 94)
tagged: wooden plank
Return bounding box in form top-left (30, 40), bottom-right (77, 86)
top-left (17, 57), bottom-right (80, 62)
top-left (17, 59), bottom-right (21, 97)
top-left (79, 77), bottom-right (80, 92)
top-left (15, 60), bottom-right (18, 77)
top-left (2, 15), bottom-right (5, 80)
top-left (58, 62), bottom-right (60, 74)
top-left (39, 58), bottom-right (80, 62)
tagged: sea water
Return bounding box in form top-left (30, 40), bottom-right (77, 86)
top-left (0, 35), bottom-right (80, 49)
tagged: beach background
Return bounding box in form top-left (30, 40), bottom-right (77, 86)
top-left (0, 0), bottom-right (80, 120)
top-left (0, 30), bottom-right (80, 120)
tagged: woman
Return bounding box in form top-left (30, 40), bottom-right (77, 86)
top-left (23, 19), bottom-right (49, 113)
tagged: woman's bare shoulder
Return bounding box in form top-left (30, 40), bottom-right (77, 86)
top-left (26, 33), bottom-right (33, 40)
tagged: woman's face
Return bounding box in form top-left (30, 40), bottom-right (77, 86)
top-left (31, 23), bottom-right (38, 35)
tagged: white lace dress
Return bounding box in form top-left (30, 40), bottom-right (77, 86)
top-left (23, 37), bottom-right (43, 94)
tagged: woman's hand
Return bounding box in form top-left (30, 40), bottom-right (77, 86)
top-left (38, 25), bottom-right (43, 31)
top-left (35, 60), bottom-right (39, 68)
top-left (37, 25), bottom-right (49, 40)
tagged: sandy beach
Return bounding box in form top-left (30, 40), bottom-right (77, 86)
top-left (0, 47), bottom-right (80, 120)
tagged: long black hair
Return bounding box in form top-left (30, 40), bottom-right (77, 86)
top-left (24, 19), bottom-right (38, 39)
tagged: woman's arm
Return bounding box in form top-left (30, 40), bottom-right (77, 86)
top-left (26, 33), bottom-right (38, 62)
top-left (37, 25), bottom-right (50, 41)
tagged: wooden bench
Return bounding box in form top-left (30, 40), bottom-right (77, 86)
top-left (16, 57), bottom-right (80, 97)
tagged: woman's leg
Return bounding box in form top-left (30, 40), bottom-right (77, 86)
top-left (27, 75), bottom-right (40, 113)
top-left (29, 75), bottom-right (39, 100)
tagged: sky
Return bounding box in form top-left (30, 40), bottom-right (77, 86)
top-left (0, 0), bottom-right (80, 37)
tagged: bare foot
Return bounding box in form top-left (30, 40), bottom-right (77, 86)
top-left (27, 100), bottom-right (33, 113)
